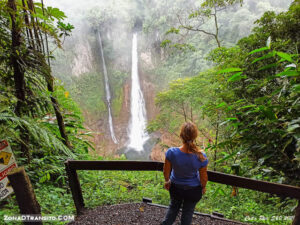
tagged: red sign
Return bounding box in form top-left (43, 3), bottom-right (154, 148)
top-left (0, 163), bottom-right (17, 181)
top-left (0, 140), bottom-right (9, 151)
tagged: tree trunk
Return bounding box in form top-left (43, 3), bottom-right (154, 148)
top-left (182, 103), bottom-right (187, 122)
top-left (22, 0), bottom-right (35, 49)
top-left (8, 0), bottom-right (25, 117)
top-left (25, 0), bottom-right (71, 149)
top-left (47, 77), bottom-right (71, 148)
top-left (27, 0), bottom-right (42, 51)
top-left (8, 0), bottom-right (30, 162)
top-left (213, 113), bottom-right (220, 171)
top-left (213, 6), bottom-right (221, 48)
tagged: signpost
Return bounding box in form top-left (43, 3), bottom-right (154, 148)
top-left (0, 140), bottom-right (18, 199)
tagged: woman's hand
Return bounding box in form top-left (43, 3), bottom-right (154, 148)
top-left (202, 187), bottom-right (206, 195)
top-left (164, 180), bottom-right (171, 190)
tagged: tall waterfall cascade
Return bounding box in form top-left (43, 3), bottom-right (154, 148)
top-left (97, 31), bottom-right (118, 144)
top-left (128, 33), bottom-right (149, 151)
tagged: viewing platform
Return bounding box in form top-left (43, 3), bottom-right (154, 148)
top-left (65, 160), bottom-right (300, 225)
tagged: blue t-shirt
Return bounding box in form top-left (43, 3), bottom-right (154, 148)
top-left (165, 147), bottom-right (208, 187)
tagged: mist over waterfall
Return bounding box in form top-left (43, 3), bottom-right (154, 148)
top-left (128, 33), bottom-right (149, 151)
top-left (97, 31), bottom-right (118, 144)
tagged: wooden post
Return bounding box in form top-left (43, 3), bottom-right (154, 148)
top-left (7, 167), bottom-right (42, 225)
top-left (293, 200), bottom-right (300, 225)
top-left (65, 161), bottom-right (85, 215)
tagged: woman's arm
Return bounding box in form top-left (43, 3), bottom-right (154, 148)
top-left (199, 166), bottom-right (208, 194)
top-left (163, 158), bottom-right (172, 190)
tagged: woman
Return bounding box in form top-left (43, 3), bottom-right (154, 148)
top-left (161, 122), bottom-right (208, 225)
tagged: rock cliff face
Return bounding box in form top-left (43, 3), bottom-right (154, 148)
top-left (71, 41), bottom-right (94, 76)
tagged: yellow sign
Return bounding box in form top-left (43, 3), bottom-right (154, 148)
top-left (0, 140), bottom-right (17, 200)
top-left (0, 151), bottom-right (12, 165)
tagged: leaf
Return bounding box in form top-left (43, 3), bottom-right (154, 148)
top-left (220, 117), bottom-right (238, 126)
top-left (258, 63), bottom-right (277, 71)
top-left (282, 138), bottom-right (294, 153)
top-left (216, 102), bottom-right (226, 108)
top-left (160, 39), bottom-right (171, 47)
top-left (212, 187), bottom-right (222, 198)
top-left (249, 47), bottom-right (269, 55)
top-left (119, 185), bottom-right (127, 192)
top-left (220, 120), bottom-right (230, 126)
top-left (240, 105), bottom-right (256, 110)
top-left (218, 68), bottom-right (241, 74)
top-left (226, 118), bottom-right (238, 121)
top-left (227, 72), bottom-right (247, 82)
top-left (292, 84), bottom-right (300, 92)
top-left (262, 107), bottom-right (277, 120)
top-left (252, 51), bottom-right (275, 64)
top-left (276, 70), bottom-right (299, 77)
top-left (166, 27), bottom-right (180, 35)
top-left (215, 150), bottom-right (240, 164)
top-left (40, 175), bottom-right (47, 183)
top-left (46, 7), bottom-right (66, 21)
top-left (276, 52), bottom-right (294, 63)
top-left (287, 124), bottom-right (300, 132)
top-left (218, 188), bottom-right (225, 196)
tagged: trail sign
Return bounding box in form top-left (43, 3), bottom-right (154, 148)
top-left (0, 140), bottom-right (18, 200)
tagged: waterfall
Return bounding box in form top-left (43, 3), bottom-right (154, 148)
top-left (128, 33), bottom-right (149, 151)
top-left (97, 31), bottom-right (118, 144)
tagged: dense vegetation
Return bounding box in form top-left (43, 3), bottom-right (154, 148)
top-left (0, 0), bottom-right (299, 224)
top-left (149, 0), bottom-right (300, 183)
top-left (0, 0), bottom-right (94, 222)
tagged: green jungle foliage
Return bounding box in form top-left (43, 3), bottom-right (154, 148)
top-left (149, 0), bottom-right (300, 185)
top-left (0, 0), bottom-right (94, 222)
top-left (69, 72), bottom-right (107, 119)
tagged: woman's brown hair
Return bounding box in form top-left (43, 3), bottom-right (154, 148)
top-left (180, 122), bottom-right (206, 162)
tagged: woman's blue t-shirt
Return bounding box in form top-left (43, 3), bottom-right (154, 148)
top-left (165, 147), bottom-right (208, 187)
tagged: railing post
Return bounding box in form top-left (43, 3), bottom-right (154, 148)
top-left (7, 167), bottom-right (43, 225)
top-left (293, 200), bottom-right (300, 225)
top-left (65, 160), bottom-right (85, 215)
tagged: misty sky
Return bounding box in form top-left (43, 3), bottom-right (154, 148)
top-left (43, 0), bottom-right (293, 30)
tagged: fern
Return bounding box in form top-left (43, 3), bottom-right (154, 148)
top-left (0, 112), bottom-right (76, 158)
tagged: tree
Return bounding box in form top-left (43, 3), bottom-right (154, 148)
top-left (165, 0), bottom-right (243, 48)
top-left (151, 0), bottom-right (299, 183)
top-left (1, 0), bottom-right (74, 161)
top-left (210, 1), bottom-right (300, 184)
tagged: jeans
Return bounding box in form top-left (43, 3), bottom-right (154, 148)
top-left (162, 183), bottom-right (202, 225)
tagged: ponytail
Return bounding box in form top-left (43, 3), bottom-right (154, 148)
top-left (185, 140), bottom-right (206, 162)
top-left (180, 122), bottom-right (207, 162)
